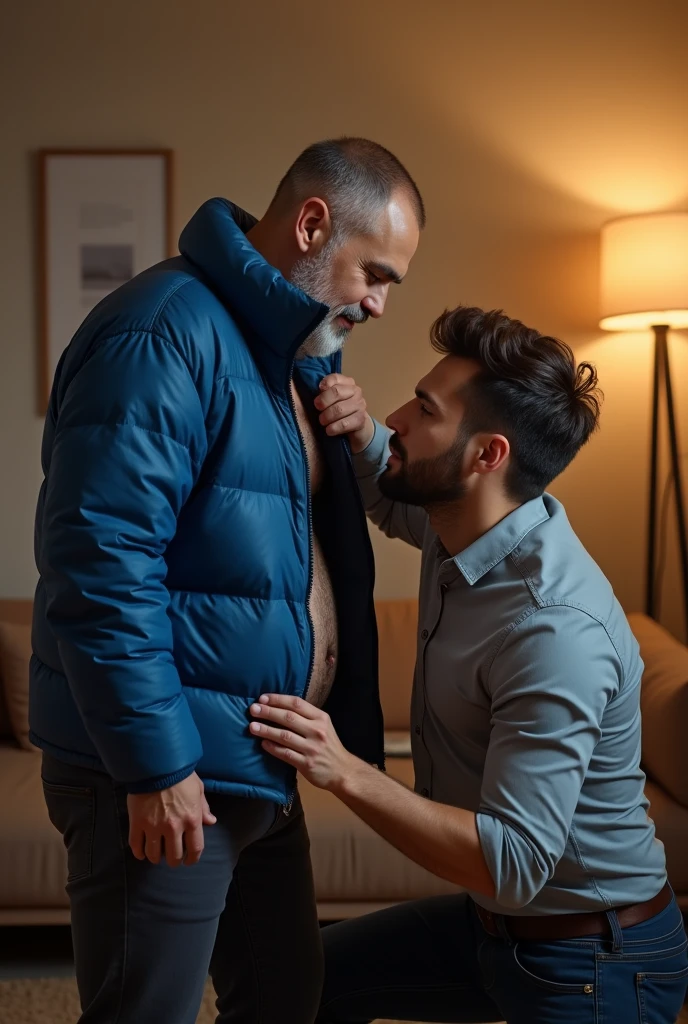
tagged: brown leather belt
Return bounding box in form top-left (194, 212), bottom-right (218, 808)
top-left (474, 882), bottom-right (673, 941)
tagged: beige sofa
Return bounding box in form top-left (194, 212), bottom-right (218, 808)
top-left (0, 598), bottom-right (687, 925)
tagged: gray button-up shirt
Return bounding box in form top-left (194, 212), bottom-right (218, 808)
top-left (354, 422), bottom-right (666, 916)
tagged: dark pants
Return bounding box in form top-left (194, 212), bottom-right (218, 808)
top-left (317, 892), bottom-right (688, 1024)
top-left (41, 753), bottom-right (323, 1024)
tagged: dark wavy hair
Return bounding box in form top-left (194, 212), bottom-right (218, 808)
top-left (431, 306), bottom-right (602, 502)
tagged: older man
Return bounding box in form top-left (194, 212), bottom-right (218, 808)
top-left (34, 138), bottom-right (422, 1024)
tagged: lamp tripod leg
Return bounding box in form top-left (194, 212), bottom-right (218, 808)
top-left (660, 327), bottom-right (688, 636)
top-left (646, 327), bottom-right (662, 619)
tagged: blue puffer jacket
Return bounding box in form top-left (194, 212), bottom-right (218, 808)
top-left (30, 199), bottom-right (384, 801)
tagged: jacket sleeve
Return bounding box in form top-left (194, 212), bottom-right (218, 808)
top-left (475, 607), bottom-right (620, 909)
top-left (351, 420), bottom-right (428, 549)
top-left (39, 330), bottom-right (207, 791)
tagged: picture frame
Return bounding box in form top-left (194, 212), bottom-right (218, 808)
top-left (37, 149), bottom-right (174, 413)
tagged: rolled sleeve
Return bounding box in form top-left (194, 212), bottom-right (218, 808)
top-left (476, 606), bottom-right (621, 909)
top-left (351, 420), bottom-right (427, 549)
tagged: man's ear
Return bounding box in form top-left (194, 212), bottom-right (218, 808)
top-left (295, 198), bottom-right (332, 255)
top-left (472, 434), bottom-right (510, 476)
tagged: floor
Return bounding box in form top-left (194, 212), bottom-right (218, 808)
top-left (1, 927), bottom-right (687, 1021)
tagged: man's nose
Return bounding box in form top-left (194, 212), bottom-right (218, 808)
top-left (361, 287), bottom-right (389, 320)
top-left (386, 407), bottom-right (405, 434)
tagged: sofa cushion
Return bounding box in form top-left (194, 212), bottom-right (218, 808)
top-left (376, 599), bottom-right (417, 731)
top-left (644, 779), bottom-right (688, 895)
top-left (300, 754), bottom-right (461, 903)
top-left (0, 602), bottom-right (30, 743)
top-left (628, 613), bottom-right (688, 807)
top-left (0, 622), bottom-right (35, 752)
top-left (384, 730), bottom-right (413, 757)
top-left (0, 743), bottom-right (68, 908)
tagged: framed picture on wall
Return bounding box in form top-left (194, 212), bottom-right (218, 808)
top-left (38, 149), bottom-right (174, 412)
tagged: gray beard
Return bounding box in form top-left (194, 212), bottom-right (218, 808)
top-left (290, 247), bottom-right (365, 360)
top-left (296, 318), bottom-right (351, 360)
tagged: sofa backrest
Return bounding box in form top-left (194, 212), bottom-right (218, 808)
top-left (628, 612), bottom-right (688, 809)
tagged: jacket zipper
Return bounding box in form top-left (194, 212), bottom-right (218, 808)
top-left (283, 367), bottom-right (315, 815)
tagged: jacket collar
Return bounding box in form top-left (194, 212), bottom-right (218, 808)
top-left (178, 198), bottom-right (329, 387)
top-left (454, 495), bottom-right (550, 585)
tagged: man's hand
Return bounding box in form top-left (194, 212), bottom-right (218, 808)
top-left (314, 373), bottom-right (375, 453)
top-left (127, 771), bottom-right (217, 868)
top-left (249, 695), bottom-right (357, 792)
top-left (250, 697), bottom-right (496, 898)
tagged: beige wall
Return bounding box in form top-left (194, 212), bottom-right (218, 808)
top-left (2, 0), bottom-right (688, 640)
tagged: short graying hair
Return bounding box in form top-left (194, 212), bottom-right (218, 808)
top-left (270, 137), bottom-right (425, 240)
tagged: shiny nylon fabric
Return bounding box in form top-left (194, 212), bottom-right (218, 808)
top-left (30, 199), bottom-right (383, 798)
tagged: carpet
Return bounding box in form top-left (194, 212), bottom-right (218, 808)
top-left (0, 976), bottom-right (428, 1024)
top-left (0, 978), bottom-right (219, 1023)
top-left (5, 977), bottom-right (684, 1024)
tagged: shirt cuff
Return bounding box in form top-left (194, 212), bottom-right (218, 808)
top-left (351, 420), bottom-right (391, 478)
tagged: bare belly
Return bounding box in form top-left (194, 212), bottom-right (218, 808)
top-left (305, 532), bottom-right (338, 708)
top-left (289, 379), bottom-right (338, 708)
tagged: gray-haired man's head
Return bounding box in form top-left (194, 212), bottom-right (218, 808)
top-left (251, 137), bottom-right (424, 359)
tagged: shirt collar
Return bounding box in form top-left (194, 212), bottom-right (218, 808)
top-left (454, 495), bottom-right (550, 585)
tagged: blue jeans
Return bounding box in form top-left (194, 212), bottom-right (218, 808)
top-left (317, 892), bottom-right (688, 1024)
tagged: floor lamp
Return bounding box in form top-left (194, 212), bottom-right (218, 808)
top-left (599, 213), bottom-right (688, 634)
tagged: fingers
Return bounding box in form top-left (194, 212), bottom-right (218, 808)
top-left (251, 701), bottom-right (327, 743)
top-left (183, 820), bottom-right (205, 866)
top-left (314, 375), bottom-right (368, 438)
top-left (129, 822), bottom-right (145, 861)
top-left (137, 820), bottom-right (205, 868)
top-left (318, 397), bottom-right (368, 432)
top-left (261, 739), bottom-right (307, 769)
top-left (144, 832), bottom-right (163, 865)
top-left (163, 827), bottom-right (185, 868)
top-left (126, 775), bottom-right (214, 869)
top-left (249, 719), bottom-right (310, 751)
top-left (314, 382), bottom-right (358, 411)
top-left (318, 373), bottom-right (350, 392)
top-left (256, 693), bottom-right (321, 718)
top-left (201, 794), bottom-right (217, 826)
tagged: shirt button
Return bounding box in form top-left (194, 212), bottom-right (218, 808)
top-left (415, 725), bottom-right (421, 735)
top-left (421, 629), bottom-right (428, 640)
top-left (421, 787), bottom-right (429, 797)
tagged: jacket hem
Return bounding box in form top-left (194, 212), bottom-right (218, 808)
top-left (30, 731), bottom-right (292, 804)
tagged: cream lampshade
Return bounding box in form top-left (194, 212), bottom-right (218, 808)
top-left (598, 211), bottom-right (688, 632)
top-left (599, 213), bottom-right (688, 331)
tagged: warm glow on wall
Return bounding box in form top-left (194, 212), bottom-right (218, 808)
top-left (418, 3), bottom-right (688, 217)
top-left (600, 214), bottom-right (688, 331)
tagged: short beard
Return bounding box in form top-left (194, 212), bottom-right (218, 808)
top-left (290, 244), bottom-right (368, 360)
top-left (379, 430), bottom-right (469, 508)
